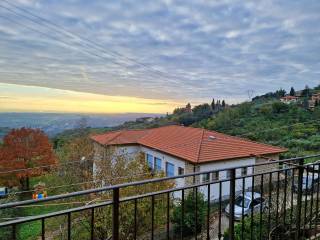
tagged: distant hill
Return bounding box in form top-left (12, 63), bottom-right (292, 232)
top-left (0, 127), bottom-right (10, 141)
top-left (0, 112), bottom-right (163, 137)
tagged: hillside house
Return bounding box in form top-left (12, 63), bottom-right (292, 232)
top-left (280, 95), bottom-right (299, 104)
top-left (91, 125), bottom-right (286, 200)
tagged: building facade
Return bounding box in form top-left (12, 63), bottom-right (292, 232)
top-left (91, 125), bottom-right (286, 200)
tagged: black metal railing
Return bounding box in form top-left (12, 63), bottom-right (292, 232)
top-left (1, 154), bottom-right (320, 240)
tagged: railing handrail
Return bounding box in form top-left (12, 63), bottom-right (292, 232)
top-left (0, 164), bottom-right (304, 228)
top-left (0, 154), bottom-right (319, 210)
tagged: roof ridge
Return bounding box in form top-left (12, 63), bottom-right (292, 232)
top-left (196, 128), bottom-right (205, 163)
top-left (106, 131), bottom-right (123, 144)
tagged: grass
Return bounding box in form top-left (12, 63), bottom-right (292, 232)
top-left (14, 173), bottom-right (88, 240)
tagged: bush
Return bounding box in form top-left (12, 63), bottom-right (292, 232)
top-left (171, 190), bottom-right (206, 236)
top-left (271, 102), bottom-right (289, 114)
top-left (224, 214), bottom-right (269, 240)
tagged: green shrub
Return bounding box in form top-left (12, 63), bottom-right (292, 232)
top-left (171, 190), bottom-right (206, 236)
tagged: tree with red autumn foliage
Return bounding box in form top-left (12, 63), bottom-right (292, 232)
top-left (0, 128), bottom-right (57, 190)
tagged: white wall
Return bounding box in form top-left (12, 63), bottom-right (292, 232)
top-left (114, 145), bottom-right (141, 156)
top-left (198, 158), bottom-right (255, 201)
top-left (140, 146), bottom-right (186, 188)
top-left (94, 143), bottom-right (259, 201)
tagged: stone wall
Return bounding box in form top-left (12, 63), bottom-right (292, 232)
top-left (253, 154), bottom-right (280, 186)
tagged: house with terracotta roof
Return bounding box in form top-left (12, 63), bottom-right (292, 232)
top-left (280, 95), bottom-right (300, 104)
top-left (91, 125), bottom-right (286, 199)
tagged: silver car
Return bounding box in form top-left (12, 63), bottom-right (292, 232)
top-left (225, 192), bottom-right (267, 220)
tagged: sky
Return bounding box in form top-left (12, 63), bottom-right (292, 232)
top-left (0, 0), bottom-right (319, 114)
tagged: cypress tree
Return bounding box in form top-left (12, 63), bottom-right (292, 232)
top-left (289, 87), bottom-right (295, 96)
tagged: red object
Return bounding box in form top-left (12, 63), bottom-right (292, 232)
top-left (91, 126), bottom-right (287, 163)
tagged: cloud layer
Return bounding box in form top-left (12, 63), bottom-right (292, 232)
top-left (0, 0), bottom-right (319, 104)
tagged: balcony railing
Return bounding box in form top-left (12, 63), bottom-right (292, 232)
top-left (1, 154), bottom-right (320, 240)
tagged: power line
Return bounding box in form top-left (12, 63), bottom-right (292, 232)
top-left (2, 0), bottom-right (175, 78)
top-left (0, 1), bottom-right (182, 83)
top-left (0, 12), bottom-right (126, 70)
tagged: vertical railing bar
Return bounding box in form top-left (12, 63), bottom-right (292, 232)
top-left (290, 167), bottom-right (295, 234)
top-left (67, 212), bottom-right (71, 240)
top-left (151, 195), bottom-right (155, 240)
top-left (259, 174), bottom-right (264, 240)
top-left (295, 158), bottom-right (304, 239)
top-left (275, 171), bottom-right (280, 228)
top-left (283, 169), bottom-right (288, 226)
top-left (167, 192), bottom-right (170, 240)
top-left (241, 177), bottom-right (245, 240)
top-left (268, 172), bottom-right (272, 237)
top-left (12, 224), bottom-right (16, 240)
top-left (112, 187), bottom-right (120, 240)
top-left (91, 207), bottom-right (94, 240)
top-left (181, 189), bottom-right (185, 240)
top-left (316, 162), bottom-right (320, 235)
top-left (310, 164), bottom-right (315, 231)
top-left (207, 183), bottom-right (210, 240)
top-left (42, 218), bottom-right (45, 240)
top-left (218, 181), bottom-right (222, 240)
top-left (304, 165), bottom-right (309, 234)
top-left (195, 186), bottom-right (198, 240)
top-left (228, 169), bottom-right (236, 240)
top-left (250, 175), bottom-right (254, 240)
top-left (134, 199), bottom-right (137, 240)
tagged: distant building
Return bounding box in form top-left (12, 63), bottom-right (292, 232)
top-left (135, 117), bottom-right (155, 123)
top-left (311, 92), bottom-right (320, 102)
top-left (309, 92), bottom-right (320, 110)
top-left (91, 125), bottom-right (286, 199)
top-left (280, 95), bottom-right (299, 104)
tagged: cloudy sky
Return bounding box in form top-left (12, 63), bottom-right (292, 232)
top-left (0, 0), bottom-right (319, 113)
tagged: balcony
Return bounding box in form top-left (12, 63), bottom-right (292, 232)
top-left (1, 154), bottom-right (320, 240)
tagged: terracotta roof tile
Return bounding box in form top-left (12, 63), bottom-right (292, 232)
top-left (91, 125), bottom-right (287, 163)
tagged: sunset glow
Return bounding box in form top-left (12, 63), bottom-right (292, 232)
top-left (0, 83), bottom-right (184, 114)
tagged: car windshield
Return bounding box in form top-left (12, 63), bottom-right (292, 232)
top-left (235, 196), bottom-right (250, 208)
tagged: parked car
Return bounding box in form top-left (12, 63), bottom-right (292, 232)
top-left (225, 192), bottom-right (267, 220)
top-left (0, 187), bottom-right (8, 198)
top-left (293, 174), bottom-right (319, 194)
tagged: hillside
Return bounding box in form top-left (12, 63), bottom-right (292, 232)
top-left (109, 85), bottom-right (320, 159)
top-left (196, 101), bottom-right (320, 158)
top-left (52, 85), bottom-right (320, 159)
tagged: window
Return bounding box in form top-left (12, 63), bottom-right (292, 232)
top-left (235, 196), bottom-right (250, 208)
top-left (178, 167), bottom-right (184, 175)
top-left (202, 173), bottom-right (210, 183)
top-left (226, 170), bottom-right (231, 179)
top-left (146, 154), bottom-right (153, 169)
top-left (241, 167), bottom-right (247, 176)
top-left (155, 157), bottom-right (162, 171)
top-left (212, 171), bottom-right (219, 181)
top-left (166, 162), bottom-right (174, 177)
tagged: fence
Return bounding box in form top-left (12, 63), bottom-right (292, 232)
top-left (0, 154), bottom-right (320, 240)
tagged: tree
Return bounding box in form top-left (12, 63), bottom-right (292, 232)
top-left (89, 148), bottom-right (174, 239)
top-left (271, 102), bottom-right (289, 114)
top-left (289, 87), bottom-right (295, 96)
top-left (171, 191), bottom-right (206, 236)
top-left (211, 98), bottom-right (215, 111)
top-left (222, 100), bottom-right (226, 108)
top-left (0, 128), bottom-right (57, 190)
top-left (186, 103), bottom-right (192, 113)
top-left (59, 135), bottom-right (94, 190)
top-left (302, 85), bottom-right (311, 97)
top-left (192, 104), bottom-right (212, 121)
